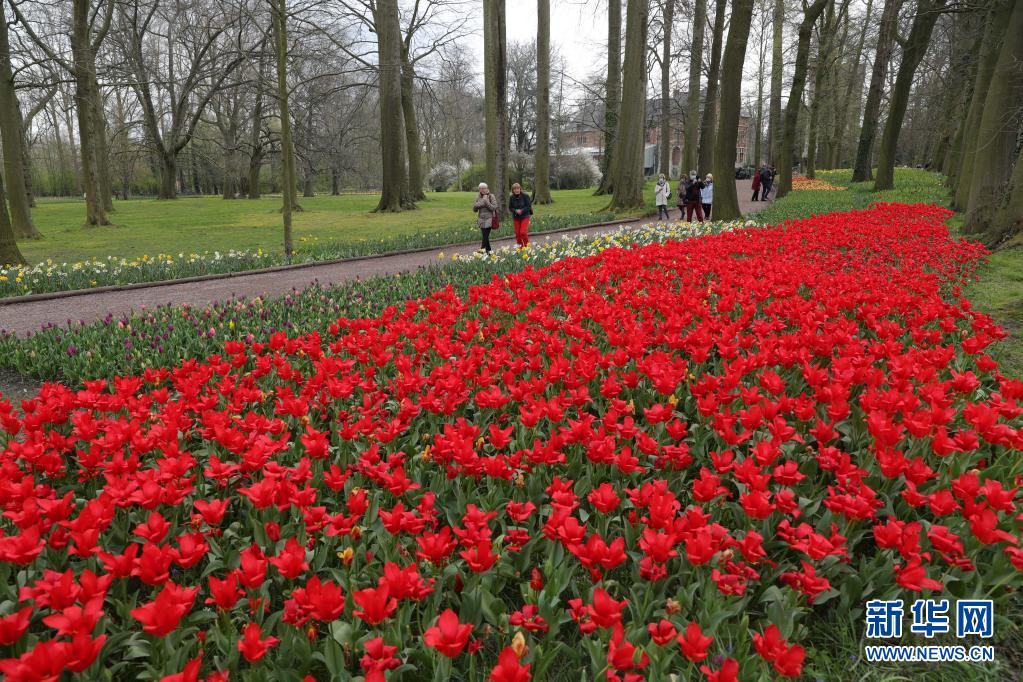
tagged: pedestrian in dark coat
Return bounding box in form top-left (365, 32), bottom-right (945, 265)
top-left (751, 169), bottom-right (761, 201)
top-left (508, 182), bottom-right (533, 247)
top-left (684, 171), bottom-right (705, 222)
top-left (760, 166), bottom-right (774, 201)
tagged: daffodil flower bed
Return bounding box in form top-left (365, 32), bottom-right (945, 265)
top-left (450, 218), bottom-right (761, 267)
top-left (0, 213), bottom-right (615, 299)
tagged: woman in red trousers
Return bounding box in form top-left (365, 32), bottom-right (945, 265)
top-left (509, 183), bottom-right (533, 247)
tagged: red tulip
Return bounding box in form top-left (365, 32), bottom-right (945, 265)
top-left (130, 582), bottom-right (198, 637)
top-left (489, 646), bottom-right (531, 682)
top-left (237, 622), bottom-right (280, 662)
top-left (353, 584), bottom-right (398, 625)
top-left (423, 609), bottom-right (473, 658)
top-left (678, 622), bottom-right (714, 662)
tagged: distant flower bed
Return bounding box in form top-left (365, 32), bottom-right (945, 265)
top-left (0, 212), bottom-right (615, 299)
top-left (791, 176), bottom-right (845, 191)
top-left (451, 218), bottom-right (761, 267)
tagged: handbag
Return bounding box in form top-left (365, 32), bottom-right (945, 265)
top-left (491, 213), bottom-right (500, 230)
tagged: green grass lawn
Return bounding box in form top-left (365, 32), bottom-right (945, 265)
top-left (20, 189), bottom-right (625, 265)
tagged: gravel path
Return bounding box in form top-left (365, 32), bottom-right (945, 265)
top-left (0, 181), bottom-right (770, 340)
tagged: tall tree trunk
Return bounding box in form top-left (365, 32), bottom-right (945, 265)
top-left (711, 0), bottom-right (755, 220)
top-left (658, 0), bottom-right (675, 177)
top-left (928, 16), bottom-right (978, 173)
top-left (609, 0), bottom-right (649, 210)
top-left (963, 0), bottom-right (1022, 235)
top-left (952, 0), bottom-right (1009, 209)
top-left (851, 0), bottom-right (902, 182)
top-left (534, 0), bottom-right (553, 202)
top-left (484, 0), bottom-right (508, 214)
top-left (818, 0), bottom-right (849, 170)
top-left (0, 173), bottom-right (26, 265)
top-left (697, 0), bottom-right (726, 178)
top-left (70, 0), bottom-right (108, 225)
top-left (248, 92), bottom-right (264, 199)
top-left (830, 0), bottom-right (872, 168)
top-left (331, 167), bottom-right (341, 195)
top-left (16, 103), bottom-right (36, 208)
top-left (753, 11), bottom-right (768, 168)
top-left (0, 9), bottom-right (41, 239)
top-left (768, 0), bottom-right (784, 165)
top-left (596, 0), bottom-right (622, 195)
top-left (806, 1), bottom-right (835, 179)
top-left (777, 0), bottom-right (829, 198)
top-left (400, 52), bottom-right (426, 201)
top-left (684, 0), bottom-right (706, 174)
top-left (159, 152), bottom-right (178, 200)
top-left (88, 62), bottom-right (113, 212)
top-left (303, 163), bottom-right (315, 198)
top-left (273, 0), bottom-right (296, 257)
top-left (375, 0), bottom-right (413, 212)
top-left (873, 0), bottom-right (948, 191)
top-left (986, 144), bottom-right (1023, 246)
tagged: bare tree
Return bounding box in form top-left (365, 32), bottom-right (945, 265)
top-left (713, 0), bottom-right (756, 219)
top-left (697, 0), bottom-right (726, 176)
top-left (12, 0), bottom-right (116, 224)
top-left (0, 173), bottom-right (26, 264)
top-left (596, 0), bottom-right (622, 194)
top-left (776, 0), bottom-right (828, 198)
top-left (850, 0), bottom-right (902, 182)
top-left (962, 0), bottom-right (1021, 238)
top-left (0, 2), bottom-right (40, 238)
top-left (484, 0), bottom-right (508, 213)
top-left (534, 0), bottom-right (552, 202)
top-left (767, 0), bottom-right (783, 164)
top-left (873, 0), bottom-right (948, 190)
top-left (114, 0), bottom-right (247, 199)
top-left (609, 0), bottom-right (648, 210)
top-left (684, 0), bottom-right (705, 173)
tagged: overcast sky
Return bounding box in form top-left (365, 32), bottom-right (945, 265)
top-left (464, 0), bottom-right (612, 91)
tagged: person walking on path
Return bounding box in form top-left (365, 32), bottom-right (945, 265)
top-left (473, 183), bottom-right (499, 253)
top-left (508, 183), bottom-right (533, 248)
top-left (751, 168), bottom-right (761, 201)
top-left (654, 174), bottom-right (672, 222)
top-left (760, 166), bottom-right (774, 202)
top-left (701, 174), bottom-right (714, 220)
top-left (683, 171), bottom-right (705, 222)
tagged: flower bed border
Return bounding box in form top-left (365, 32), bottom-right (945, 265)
top-left (0, 216), bottom-right (643, 306)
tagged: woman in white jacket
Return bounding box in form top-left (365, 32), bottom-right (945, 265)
top-left (701, 174), bottom-right (714, 220)
top-left (654, 174), bottom-right (671, 222)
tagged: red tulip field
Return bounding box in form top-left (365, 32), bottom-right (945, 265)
top-left (1, 203), bottom-right (1021, 681)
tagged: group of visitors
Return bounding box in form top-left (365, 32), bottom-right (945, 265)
top-left (751, 165), bottom-right (776, 202)
top-left (655, 171), bottom-right (715, 223)
top-left (472, 163), bottom-right (776, 255)
top-left (473, 182), bottom-right (533, 254)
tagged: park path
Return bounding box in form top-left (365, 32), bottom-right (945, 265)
top-left (0, 180), bottom-right (769, 338)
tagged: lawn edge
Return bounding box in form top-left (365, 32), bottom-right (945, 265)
top-left (0, 215), bottom-right (644, 306)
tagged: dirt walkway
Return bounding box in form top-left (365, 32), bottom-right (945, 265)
top-left (0, 181), bottom-right (769, 339)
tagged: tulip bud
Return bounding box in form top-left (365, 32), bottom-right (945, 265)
top-left (665, 598), bottom-right (681, 615)
top-left (530, 567), bottom-right (544, 590)
top-left (511, 631), bottom-right (527, 658)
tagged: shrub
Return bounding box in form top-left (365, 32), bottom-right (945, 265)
top-left (426, 163), bottom-right (460, 192)
top-left (553, 152), bottom-right (600, 190)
